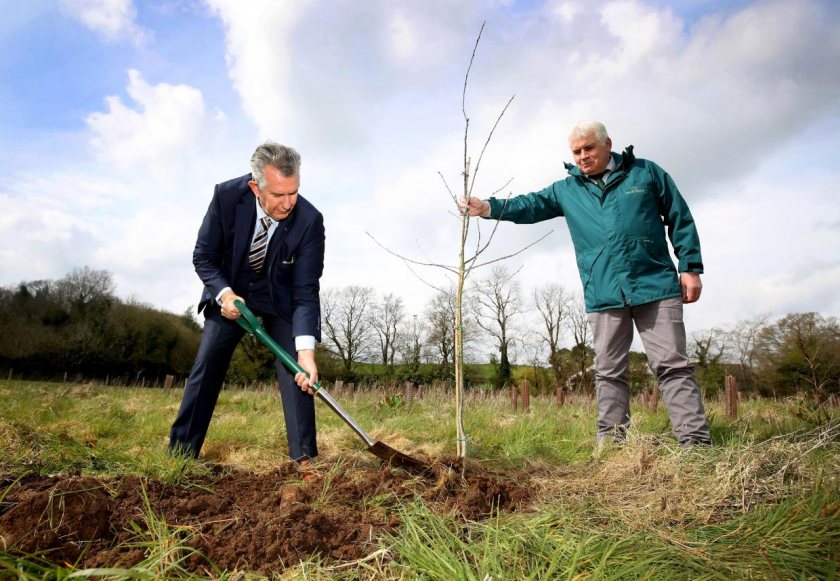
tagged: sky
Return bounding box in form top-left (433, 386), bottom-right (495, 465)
top-left (1, 0), bottom-right (838, 358)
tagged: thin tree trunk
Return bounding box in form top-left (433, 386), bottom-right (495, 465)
top-left (454, 156), bottom-right (470, 468)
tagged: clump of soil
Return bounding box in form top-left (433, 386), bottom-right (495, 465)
top-left (0, 460), bottom-right (531, 574)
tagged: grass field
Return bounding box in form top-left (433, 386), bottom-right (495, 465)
top-left (0, 379), bottom-right (838, 579)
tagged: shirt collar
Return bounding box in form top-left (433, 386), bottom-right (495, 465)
top-left (588, 156), bottom-right (616, 182)
top-left (255, 198), bottom-right (275, 225)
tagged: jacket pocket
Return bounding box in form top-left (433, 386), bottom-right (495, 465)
top-left (638, 237), bottom-right (673, 269)
top-left (575, 245), bottom-right (606, 291)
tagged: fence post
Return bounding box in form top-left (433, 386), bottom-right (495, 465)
top-left (404, 381), bottom-right (414, 405)
top-left (511, 383), bottom-right (518, 411)
top-left (556, 385), bottom-right (565, 407)
top-left (164, 375), bottom-right (175, 389)
top-left (725, 375), bottom-right (738, 419)
top-left (650, 381), bottom-right (660, 412)
top-left (520, 379), bottom-right (531, 413)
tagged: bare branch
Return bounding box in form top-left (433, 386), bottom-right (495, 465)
top-left (403, 261), bottom-right (448, 295)
top-left (473, 177), bottom-right (514, 257)
top-left (462, 21), bottom-right (485, 121)
top-left (439, 171), bottom-right (457, 205)
top-left (469, 230), bottom-right (554, 273)
top-left (468, 94), bottom-right (515, 199)
top-left (489, 178), bottom-right (515, 198)
top-left (464, 190), bottom-right (510, 276)
top-left (465, 193), bottom-right (513, 268)
top-left (365, 232), bottom-right (449, 294)
top-left (366, 232), bottom-right (458, 274)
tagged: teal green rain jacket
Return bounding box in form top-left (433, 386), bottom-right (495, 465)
top-left (486, 147), bottom-right (704, 312)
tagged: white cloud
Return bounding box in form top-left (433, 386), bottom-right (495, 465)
top-left (303, 0), bottom-right (840, 334)
top-left (388, 11), bottom-right (419, 62)
top-left (0, 176), bottom-right (122, 282)
top-left (5, 0), bottom-right (840, 345)
top-left (59, 0), bottom-right (149, 45)
top-left (550, 1), bottom-right (580, 22)
top-left (0, 68), bottom-right (241, 313)
top-left (85, 69), bottom-right (227, 180)
top-left (445, 0), bottom-right (840, 200)
top-left (204, 0), bottom-right (312, 138)
top-left (599, 0), bottom-right (683, 74)
top-left (686, 155), bottom-right (840, 336)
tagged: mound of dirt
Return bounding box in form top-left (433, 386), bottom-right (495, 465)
top-left (0, 461), bottom-right (531, 574)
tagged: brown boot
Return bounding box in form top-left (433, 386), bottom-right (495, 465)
top-left (297, 459), bottom-right (319, 483)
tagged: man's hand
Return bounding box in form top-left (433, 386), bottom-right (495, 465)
top-left (295, 349), bottom-right (318, 395)
top-left (220, 291), bottom-right (246, 319)
top-left (458, 196), bottom-right (491, 217)
top-left (680, 272), bottom-right (702, 304)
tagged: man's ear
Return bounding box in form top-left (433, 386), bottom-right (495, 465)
top-left (248, 180), bottom-right (260, 197)
top-left (605, 137), bottom-right (612, 150)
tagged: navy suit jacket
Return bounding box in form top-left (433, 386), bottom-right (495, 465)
top-left (193, 173), bottom-right (325, 342)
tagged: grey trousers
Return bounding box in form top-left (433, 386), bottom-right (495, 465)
top-left (588, 297), bottom-right (711, 445)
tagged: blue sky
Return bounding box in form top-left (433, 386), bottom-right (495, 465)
top-left (1, 0), bottom-right (838, 359)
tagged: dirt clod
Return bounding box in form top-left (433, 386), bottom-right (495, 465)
top-left (0, 461), bottom-right (531, 573)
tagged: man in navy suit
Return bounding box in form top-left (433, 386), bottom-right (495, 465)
top-left (169, 141), bottom-right (325, 464)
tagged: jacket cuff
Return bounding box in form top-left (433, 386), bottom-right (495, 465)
top-left (678, 260), bottom-right (704, 274)
top-left (295, 335), bottom-right (316, 351)
top-left (485, 198), bottom-right (503, 219)
top-left (215, 286), bottom-right (233, 305)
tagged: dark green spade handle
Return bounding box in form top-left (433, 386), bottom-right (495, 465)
top-left (233, 299), bottom-right (320, 393)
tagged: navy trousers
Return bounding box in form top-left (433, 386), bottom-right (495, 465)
top-left (168, 305), bottom-right (318, 461)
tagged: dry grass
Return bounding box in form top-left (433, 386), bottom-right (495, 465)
top-left (535, 421), bottom-right (839, 530)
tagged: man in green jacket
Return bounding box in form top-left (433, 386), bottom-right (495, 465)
top-left (460, 120), bottom-right (711, 446)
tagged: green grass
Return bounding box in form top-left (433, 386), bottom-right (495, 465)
top-left (1, 379), bottom-right (838, 579)
top-left (381, 488), bottom-right (838, 579)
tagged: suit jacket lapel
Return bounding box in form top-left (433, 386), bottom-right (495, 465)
top-left (266, 214), bottom-right (291, 268)
top-left (232, 192), bottom-right (256, 277)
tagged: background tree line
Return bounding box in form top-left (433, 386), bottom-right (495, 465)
top-left (0, 267), bottom-right (201, 383)
top-left (2, 266), bottom-right (838, 401)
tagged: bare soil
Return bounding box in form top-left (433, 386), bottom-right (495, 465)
top-left (0, 460), bottom-right (532, 574)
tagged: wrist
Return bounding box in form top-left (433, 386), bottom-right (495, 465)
top-left (216, 287), bottom-right (234, 306)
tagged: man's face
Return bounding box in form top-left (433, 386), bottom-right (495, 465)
top-left (570, 132), bottom-right (612, 176)
top-left (249, 165), bottom-right (299, 221)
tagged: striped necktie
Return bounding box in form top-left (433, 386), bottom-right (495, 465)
top-left (249, 216), bottom-right (272, 272)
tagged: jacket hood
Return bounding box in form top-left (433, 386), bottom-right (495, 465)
top-left (564, 145), bottom-right (636, 177)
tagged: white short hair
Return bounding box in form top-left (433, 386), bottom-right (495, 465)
top-left (568, 121), bottom-right (609, 145)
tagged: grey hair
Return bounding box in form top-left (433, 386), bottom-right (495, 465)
top-left (250, 141), bottom-right (301, 188)
top-left (568, 121), bottom-right (609, 145)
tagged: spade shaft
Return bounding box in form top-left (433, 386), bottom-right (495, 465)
top-left (233, 300), bottom-right (428, 473)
